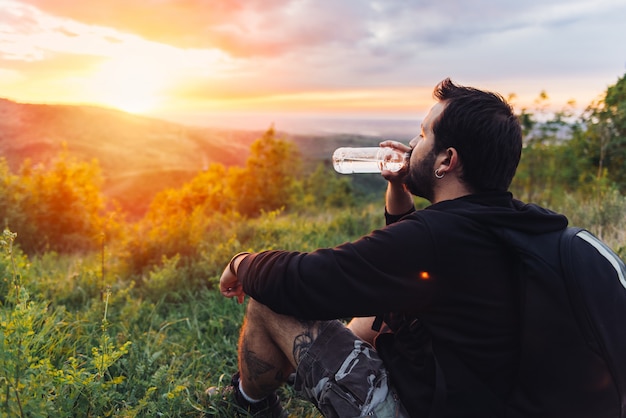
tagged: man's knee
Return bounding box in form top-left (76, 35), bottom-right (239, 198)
top-left (243, 298), bottom-right (295, 349)
top-left (245, 298), bottom-right (280, 327)
top-left (243, 298), bottom-right (325, 368)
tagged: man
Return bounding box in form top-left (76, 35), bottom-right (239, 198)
top-left (217, 78), bottom-right (568, 417)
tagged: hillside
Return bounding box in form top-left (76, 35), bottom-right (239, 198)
top-left (0, 98), bottom-right (390, 218)
top-left (0, 99), bottom-right (272, 217)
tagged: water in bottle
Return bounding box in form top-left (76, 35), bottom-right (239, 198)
top-left (332, 147), bottom-right (408, 174)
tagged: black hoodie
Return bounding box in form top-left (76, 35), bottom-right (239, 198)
top-left (238, 191), bottom-right (568, 417)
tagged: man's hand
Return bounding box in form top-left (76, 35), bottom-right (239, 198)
top-left (379, 140), bottom-right (411, 182)
top-left (219, 253), bottom-right (248, 304)
top-left (380, 140), bottom-right (414, 215)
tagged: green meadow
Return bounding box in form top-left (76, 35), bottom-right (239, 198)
top-left (1, 74), bottom-right (625, 417)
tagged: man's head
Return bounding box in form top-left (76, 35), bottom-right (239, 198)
top-left (429, 78), bottom-right (522, 193)
top-left (404, 79), bottom-right (522, 201)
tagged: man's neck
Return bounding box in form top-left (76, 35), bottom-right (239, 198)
top-left (431, 179), bottom-right (473, 204)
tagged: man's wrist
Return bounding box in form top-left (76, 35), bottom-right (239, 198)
top-left (385, 183), bottom-right (413, 215)
top-left (229, 252), bottom-right (251, 275)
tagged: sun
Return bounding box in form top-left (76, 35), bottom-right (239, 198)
top-left (90, 57), bottom-right (170, 114)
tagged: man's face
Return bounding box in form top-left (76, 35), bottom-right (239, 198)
top-left (404, 102), bottom-right (445, 201)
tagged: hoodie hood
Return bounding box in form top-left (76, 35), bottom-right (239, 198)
top-left (427, 192), bottom-right (568, 235)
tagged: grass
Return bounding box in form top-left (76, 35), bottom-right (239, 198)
top-left (0, 193), bottom-right (624, 417)
top-left (0, 225), bottom-right (330, 417)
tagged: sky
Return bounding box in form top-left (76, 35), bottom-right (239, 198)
top-left (1, 0), bottom-right (625, 132)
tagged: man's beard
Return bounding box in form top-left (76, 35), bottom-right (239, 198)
top-left (404, 150), bottom-right (437, 202)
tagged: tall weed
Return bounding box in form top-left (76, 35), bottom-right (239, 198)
top-left (559, 185), bottom-right (626, 259)
top-left (1, 229), bottom-right (132, 417)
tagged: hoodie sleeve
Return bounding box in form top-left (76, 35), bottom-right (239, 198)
top-left (385, 205), bottom-right (416, 225)
top-left (237, 213), bottom-right (437, 320)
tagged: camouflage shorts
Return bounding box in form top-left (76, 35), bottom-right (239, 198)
top-left (293, 320), bottom-right (410, 418)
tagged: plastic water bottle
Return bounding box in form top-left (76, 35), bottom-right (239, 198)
top-left (332, 147), bottom-right (408, 174)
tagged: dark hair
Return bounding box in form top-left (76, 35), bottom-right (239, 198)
top-left (431, 78), bottom-right (522, 192)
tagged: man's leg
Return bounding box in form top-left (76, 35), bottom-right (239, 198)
top-left (238, 304), bottom-right (381, 397)
top-left (236, 298), bottom-right (325, 400)
top-left (347, 316), bottom-right (379, 344)
top-left (235, 300), bottom-right (405, 418)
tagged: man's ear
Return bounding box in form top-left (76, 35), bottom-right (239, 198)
top-left (434, 147), bottom-right (460, 175)
top-left (447, 147), bottom-right (461, 172)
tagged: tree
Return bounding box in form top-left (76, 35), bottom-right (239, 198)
top-left (126, 163), bottom-right (234, 274)
top-left (511, 92), bottom-right (582, 204)
top-left (146, 163), bottom-right (231, 221)
top-left (11, 151), bottom-right (105, 253)
top-left (304, 163), bottom-right (354, 208)
top-left (0, 159), bottom-right (21, 231)
top-left (579, 72), bottom-right (626, 191)
top-left (122, 128), bottom-right (304, 274)
top-left (230, 126), bottom-right (302, 216)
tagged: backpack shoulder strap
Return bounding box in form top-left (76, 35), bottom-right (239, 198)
top-left (559, 226), bottom-right (583, 246)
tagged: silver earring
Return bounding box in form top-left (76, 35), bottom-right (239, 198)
top-left (435, 169), bottom-right (445, 179)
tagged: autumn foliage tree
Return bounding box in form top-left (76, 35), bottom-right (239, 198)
top-left (122, 126), bottom-right (303, 276)
top-left (230, 125), bottom-right (302, 216)
top-left (0, 152), bottom-right (106, 254)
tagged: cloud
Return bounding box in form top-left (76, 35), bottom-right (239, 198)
top-left (11, 0), bottom-right (544, 58)
top-left (11, 0), bottom-right (625, 75)
top-left (2, 0), bottom-right (625, 119)
top-left (15, 0), bottom-right (357, 56)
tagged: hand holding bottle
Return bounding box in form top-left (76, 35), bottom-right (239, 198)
top-left (332, 144), bottom-right (409, 174)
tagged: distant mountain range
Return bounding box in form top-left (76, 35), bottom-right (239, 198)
top-left (1, 98), bottom-right (408, 218)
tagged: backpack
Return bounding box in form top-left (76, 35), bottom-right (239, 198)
top-left (432, 226), bottom-right (626, 417)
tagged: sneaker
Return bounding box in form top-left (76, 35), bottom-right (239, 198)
top-left (205, 372), bottom-right (287, 418)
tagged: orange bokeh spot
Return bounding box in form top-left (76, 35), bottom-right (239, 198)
top-left (419, 271), bottom-right (430, 280)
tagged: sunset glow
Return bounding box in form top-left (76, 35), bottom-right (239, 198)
top-left (1, 0), bottom-right (625, 129)
top-left (88, 57), bottom-right (167, 113)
